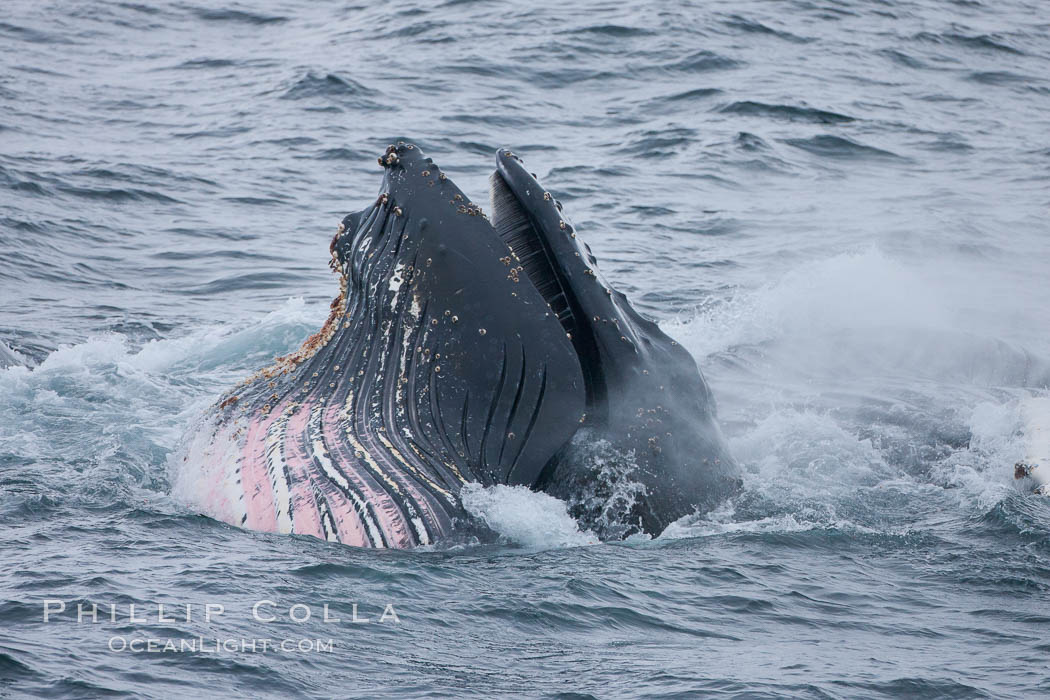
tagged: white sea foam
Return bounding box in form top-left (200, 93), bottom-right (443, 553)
top-left (664, 247), bottom-right (947, 359)
top-left (0, 297), bottom-right (326, 478)
top-left (460, 482), bottom-right (597, 548)
top-left (928, 398), bottom-right (1028, 510)
top-left (656, 246), bottom-right (1049, 534)
top-left (666, 246), bottom-right (1050, 388)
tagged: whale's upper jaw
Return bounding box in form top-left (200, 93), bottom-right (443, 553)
top-left (489, 148), bottom-right (712, 411)
top-left (489, 148), bottom-right (740, 534)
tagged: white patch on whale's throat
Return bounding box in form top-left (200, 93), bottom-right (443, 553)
top-left (264, 414), bottom-right (294, 535)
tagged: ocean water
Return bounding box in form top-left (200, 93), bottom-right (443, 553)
top-left (2, 0), bottom-right (1049, 697)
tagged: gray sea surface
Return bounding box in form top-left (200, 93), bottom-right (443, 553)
top-left (2, 0), bottom-right (1049, 697)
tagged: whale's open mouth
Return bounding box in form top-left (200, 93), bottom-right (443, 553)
top-left (320, 142), bottom-right (738, 536)
top-left (180, 139), bottom-right (734, 549)
top-left (187, 142), bottom-right (738, 548)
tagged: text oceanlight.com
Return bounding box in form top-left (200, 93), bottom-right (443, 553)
top-left (108, 637), bottom-right (336, 654)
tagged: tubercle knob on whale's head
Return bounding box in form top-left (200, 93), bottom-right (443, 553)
top-left (378, 141), bottom-right (426, 169)
top-left (332, 142), bottom-right (450, 274)
top-left (377, 142), bottom-right (401, 167)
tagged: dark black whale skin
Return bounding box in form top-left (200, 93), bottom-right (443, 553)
top-left (328, 142), bottom-right (739, 538)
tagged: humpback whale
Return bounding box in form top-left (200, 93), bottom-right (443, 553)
top-left (175, 143), bottom-right (739, 547)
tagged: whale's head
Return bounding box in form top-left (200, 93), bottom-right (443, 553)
top-left (328, 143), bottom-right (739, 538)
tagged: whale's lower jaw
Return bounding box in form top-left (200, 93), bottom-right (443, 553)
top-left (172, 252), bottom-right (466, 548)
top-left (173, 390), bottom-right (459, 549)
top-left (171, 262), bottom-right (468, 548)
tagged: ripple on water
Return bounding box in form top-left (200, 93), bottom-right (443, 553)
top-left (2, 0), bottom-right (1050, 696)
